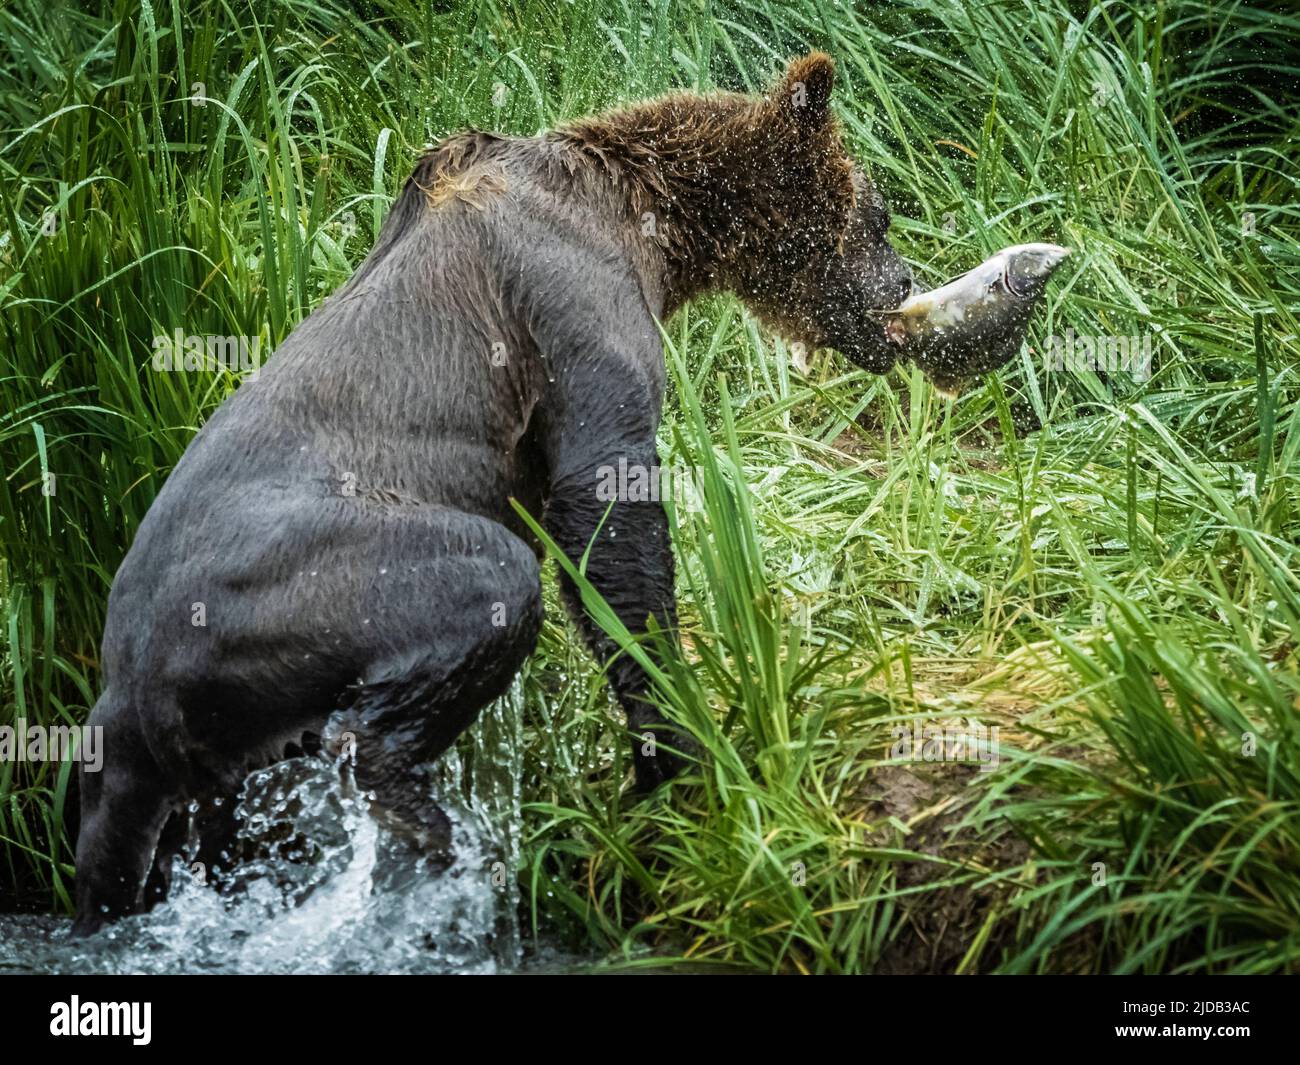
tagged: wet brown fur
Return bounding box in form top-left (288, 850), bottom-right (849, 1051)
top-left (403, 54), bottom-right (887, 340)
top-left (415, 134), bottom-right (509, 210)
top-left (550, 53), bottom-right (857, 309)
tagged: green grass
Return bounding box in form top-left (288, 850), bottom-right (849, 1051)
top-left (2, 0), bottom-right (1298, 972)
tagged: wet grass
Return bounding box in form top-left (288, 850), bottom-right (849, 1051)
top-left (2, 0), bottom-right (1298, 971)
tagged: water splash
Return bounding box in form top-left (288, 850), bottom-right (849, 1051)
top-left (433, 674), bottom-right (527, 966)
top-left (0, 680), bottom-right (531, 975)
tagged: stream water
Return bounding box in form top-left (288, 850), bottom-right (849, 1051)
top-left (0, 679), bottom-right (564, 975)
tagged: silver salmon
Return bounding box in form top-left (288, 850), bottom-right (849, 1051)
top-left (885, 243), bottom-right (1071, 395)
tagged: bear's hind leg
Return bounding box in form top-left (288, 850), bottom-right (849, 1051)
top-left (73, 691), bottom-right (179, 936)
top-left (320, 514), bottom-right (543, 855)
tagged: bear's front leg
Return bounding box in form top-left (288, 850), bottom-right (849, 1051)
top-left (539, 358), bottom-right (685, 790)
top-left (547, 461), bottom-right (683, 789)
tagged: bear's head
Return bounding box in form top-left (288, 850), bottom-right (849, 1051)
top-left (557, 52), bottom-right (914, 372)
top-left (729, 52), bottom-right (914, 375)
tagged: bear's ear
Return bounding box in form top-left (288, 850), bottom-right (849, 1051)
top-left (776, 52), bottom-right (835, 128)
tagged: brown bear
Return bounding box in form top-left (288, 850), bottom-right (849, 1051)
top-left (73, 52), bottom-right (914, 934)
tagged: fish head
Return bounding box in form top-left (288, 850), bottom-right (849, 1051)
top-left (886, 242), bottom-right (1071, 393)
top-left (1001, 243), bottom-right (1072, 298)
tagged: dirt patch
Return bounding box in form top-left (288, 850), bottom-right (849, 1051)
top-left (854, 762), bottom-right (1031, 974)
